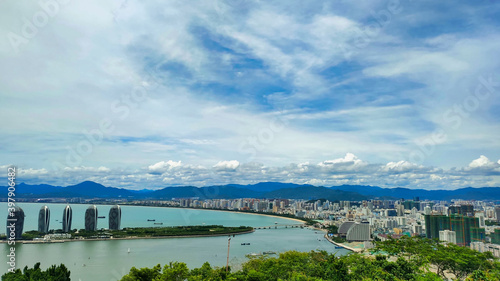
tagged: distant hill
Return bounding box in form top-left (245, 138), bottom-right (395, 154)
top-left (2, 181), bottom-right (500, 201)
top-left (149, 185), bottom-right (261, 199)
top-left (263, 186), bottom-right (368, 201)
top-left (329, 185), bottom-right (500, 200)
top-left (228, 182), bottom-right (314, 193)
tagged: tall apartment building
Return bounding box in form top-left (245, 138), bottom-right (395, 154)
top-left (38, 205), bottom-right (50, 233)
top-left (62, 205), bottom-right (72, 233)
top-left (425, 214), bottom-right (485, 246)
top-left (85, 205), bottom-right (98, 231)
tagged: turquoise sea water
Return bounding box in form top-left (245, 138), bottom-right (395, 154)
top-left (1, 203), bottom-right (349, 280)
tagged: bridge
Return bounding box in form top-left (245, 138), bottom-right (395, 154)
top-left (255, 224), bottom-right (305, 230)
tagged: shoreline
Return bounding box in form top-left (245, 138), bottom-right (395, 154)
top-left (0, 229), bottom-right (255, 244)
top-left (10, 202), bottom-right (307, 225)
top-left (323, 234), bottom-right (362, 253)
top-left (118, 204), bottom-right (308, 225)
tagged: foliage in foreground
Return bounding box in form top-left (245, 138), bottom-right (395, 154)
top-left (4, 236), bottom-right (500, 280)
top-left (1, 263), bottom-right (70, 281)
top-left (119, 236), bottom-right (500, 281)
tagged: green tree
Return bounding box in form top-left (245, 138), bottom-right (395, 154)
top-left (120, 264), bottom-right (161, 281)
top-left (2, 263), bottom-right (70, 281)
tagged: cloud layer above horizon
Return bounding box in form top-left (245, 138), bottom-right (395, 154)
top-left (1, 0), bottom-right (500, 189)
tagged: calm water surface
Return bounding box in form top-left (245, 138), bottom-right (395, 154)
top-left (1, 203), bottom-right (349, 280)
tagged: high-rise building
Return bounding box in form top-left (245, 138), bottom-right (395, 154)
top-left (495, 207), bottom-right (500, 222)
top-left (449, 204), bottom-right (474, 216)
top-left (403, 200), bottom-right (420, 211)
top-left (397, 205), bottom-right (405, 216)
top-left (425, 214), bottom-right (484, 246)
top-left (85, 205), bottom-right (98, 231)
top-left (62, 205), bottom-right (72, 233)
top-left (491, 229), bottom-right (500, 244)
top-left (109, 205), bottom-right (121, 230)
top-left (38, 205), bottom-right (50, 233)
top-left (7, 206), bottom-right (24, 239)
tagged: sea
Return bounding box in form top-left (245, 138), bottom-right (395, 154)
top-left (0, 203), bottom-right (349, 281)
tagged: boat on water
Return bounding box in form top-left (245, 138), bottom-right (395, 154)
top-left (241, 243), bottom-right (251, 245)
top-left (98, 216), bottom-right (105, 219)
top-left (127, 248), bottom-right (131, 253)
top-left (154, 222), bottom-right (163, 225)
top-left (147, 219), bottom-right (156, 221)
top-left (335, 246), bottom-right (343, 249)
top-left (246, 253), bottom-right (262, 257)
top-left (263, 251), bottom-right (276, 255)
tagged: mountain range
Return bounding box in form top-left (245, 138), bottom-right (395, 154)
top-left (2, 181), bottom-right (500, 201)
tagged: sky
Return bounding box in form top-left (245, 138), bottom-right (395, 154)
top-left (1, 0), bottom-right (500, 190)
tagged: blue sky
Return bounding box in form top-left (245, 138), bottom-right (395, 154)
top-left (1, 0), bottom-right (500, 190)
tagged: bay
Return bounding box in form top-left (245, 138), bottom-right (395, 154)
top-left (1, 203), bottom-right (349, 280)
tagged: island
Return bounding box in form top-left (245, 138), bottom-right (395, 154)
top-left (0, 225), bottom-right (254, 243)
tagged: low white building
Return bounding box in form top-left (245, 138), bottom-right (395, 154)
top-left (439, 230), bottom-right (456, 244)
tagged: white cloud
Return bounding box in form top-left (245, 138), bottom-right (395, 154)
top-left (469, 155), bottom-right (495, 168)
top-left (148, 161), bottom-right (182, 174)
top-left (63, 166), bottom-right (110, 172)
top-left (319, 153), bottom-right (366, 167)
top-left (213, 160), bottom-right (240, 170)
top-left (5, 153), bottom-right (500, 189)
top-left (383, 161), bottom-right (420, 172)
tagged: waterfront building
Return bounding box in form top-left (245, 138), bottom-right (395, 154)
top-left (338, 221), bottom-right (356, 237)
top-left (85, 205), bottom-right (98, 231)
top-left (346, 222), bottom-right (371, 242)
top-left (38, 205), bottom-right (50, 233)
top-left (62, 205), bottom-right (72, 232)
top-left (6, 206), bottom-right (24, 239)
top-left (109, 205), bottom-right (121, 230)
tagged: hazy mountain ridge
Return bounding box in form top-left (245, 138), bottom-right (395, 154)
top-left (2, 181), bottom-right (500, 201)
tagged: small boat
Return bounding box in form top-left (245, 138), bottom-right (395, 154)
top-left (98, 216), bottom-right (105, 219)
top-left (335, 246), bottom-right (343, 249)
top-left (241, 243), bottom-right (251, 245)
top-left (127, 248), bottom-right (130, 253)
top-left (147, 219), bottom-right (156, 221)
top-left (154, 222), bottom-right (163, 225)
top-left (263, 251), bottom-right (276, 255)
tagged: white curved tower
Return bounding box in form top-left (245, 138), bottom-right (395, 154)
top-left (85, 205), bottom-right (98, 231)
top-left (38, 205), bottom-right (50, 233)
top-left (62, 205), bottom-right (72, 232)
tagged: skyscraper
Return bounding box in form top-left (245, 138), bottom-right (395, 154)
top-left (85, 205), bottom-right (98, 231)
top-left (38, 205), bottom-right (50, 233)
top-left (109, 205), bottom-right (121, 230)
top-left (425, 214), bottom-right (484, 246)
top-left (7, 206), bottom-right (25, 239)
top-left (62, 205), bottom-right (72, 233)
